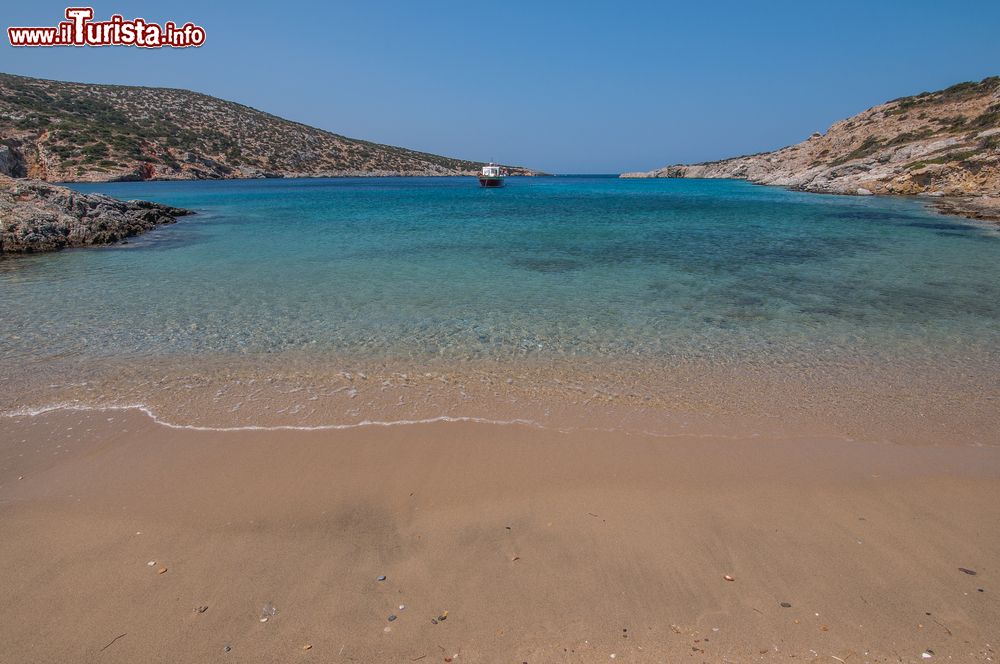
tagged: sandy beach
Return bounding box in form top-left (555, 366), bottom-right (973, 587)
top-left (3, 2), bottom-right (1000, 662)
top-left (1, 408), bottom-right (997, 663)
top-left (3, 176), bottom-right (999, 663)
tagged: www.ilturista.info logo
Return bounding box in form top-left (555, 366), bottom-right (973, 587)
top-left (8, 7), bottom-right (206, 48)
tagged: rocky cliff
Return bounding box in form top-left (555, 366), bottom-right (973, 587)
top-left (622, 77), bottom-right (1000, 208)
top-left (0, 72), bottom-right (537, 182)
top-left (0, 175), bottom-right (191, 253)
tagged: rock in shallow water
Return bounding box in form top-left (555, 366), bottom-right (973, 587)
top-left (0, 175), bottom-right (192, 254)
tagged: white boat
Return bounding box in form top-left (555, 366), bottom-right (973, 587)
top-left (479, 163), bottom-right (506, 188)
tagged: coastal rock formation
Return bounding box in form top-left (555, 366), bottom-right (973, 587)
top-left (928, 194), bottom-right (1000, 222)
top-left (0, 175), bottom-right (191, 253)
top-left (622, 77), bottom-right (1000, 205)
top-left (0, 72), bottom-right (538, 182)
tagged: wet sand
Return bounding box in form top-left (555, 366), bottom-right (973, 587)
top-left (1, 408), bottom-right (998, 663)
top-left (5, 350), bottom-right (1000, 446)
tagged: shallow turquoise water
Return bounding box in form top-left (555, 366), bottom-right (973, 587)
top-left (2, 176), bottom-right (999, 369)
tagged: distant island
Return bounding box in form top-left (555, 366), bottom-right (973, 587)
top-left (622, 76), bottom-right (1000, 221)
top-left (0, 72), bottom-right (540, 182)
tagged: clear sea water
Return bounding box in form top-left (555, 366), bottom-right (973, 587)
top-left (2, 176), bottom-right (999, 438)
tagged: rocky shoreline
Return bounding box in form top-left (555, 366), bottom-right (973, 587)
top-left (927, 194), bottom-right (1000, 223)
top-left (0, 175), bottom-right (191, 254)
top-left (622, 77), bottom-right (1000, 222)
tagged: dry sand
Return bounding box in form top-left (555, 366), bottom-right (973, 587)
top-left (1, 408), bottom-right (998, 663)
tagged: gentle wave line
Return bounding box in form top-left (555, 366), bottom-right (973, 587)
top-left (0, 402), bottom-right (547, 433)
top-left (0, 400), bottom-right (858, 443)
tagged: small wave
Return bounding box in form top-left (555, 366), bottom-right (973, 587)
top-left (0, 401), bottom-right (547, 433)
top-left (0, 400), bottom-right (851, 444)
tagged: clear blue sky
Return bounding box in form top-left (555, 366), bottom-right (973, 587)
top-left (3, 1), bottom-right (998, 173)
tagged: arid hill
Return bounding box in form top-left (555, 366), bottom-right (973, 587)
top-left (0, 72), bottom-right (536, 182)
top-left (622, 76), bottom-right (1000, 216)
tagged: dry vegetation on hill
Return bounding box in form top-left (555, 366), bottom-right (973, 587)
top-left (623, 76), bottom-right (1000, 215)
top-left (0, 73), bottom-right (536, 182)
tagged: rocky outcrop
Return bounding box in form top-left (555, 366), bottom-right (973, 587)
top-left (929, 195), bottom-right (1000, 222)
top-left (0, 140), bottom-right (27, 178)
top-left (622, 77), bottom-right (1000, 205)
top-left (0, 175), bottom-right (191, 254)
top-left (0, 72), bottom-right (539, 182)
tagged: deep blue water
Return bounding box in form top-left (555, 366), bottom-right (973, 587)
top-left (2, 176), bottom-right (999, 368)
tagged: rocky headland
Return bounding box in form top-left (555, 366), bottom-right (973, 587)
top-left (622, 76), bottom-right (1000, 220)
top-left (0, 175), bottom-right (191, 254)
top-left (0, 72), bottom-right (539, 182)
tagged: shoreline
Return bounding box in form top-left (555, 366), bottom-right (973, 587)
top-left (2, 407), bottom-right (997, 662)
top-left (0, 176), bottom-right (192, 255)
top-left (928, 194), bottom-right (1000, 223)
top-left (3, 348), bottom-right (1000, 447)
top-left (53, 173), bottom-right (553, 185)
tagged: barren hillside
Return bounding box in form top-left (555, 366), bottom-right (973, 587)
top-left (0, 73), bottom-right (536, 182)
top-left (622, 77), bottom-right (1000, 208)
